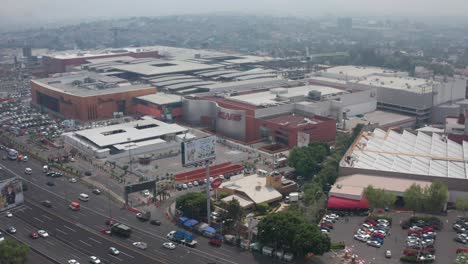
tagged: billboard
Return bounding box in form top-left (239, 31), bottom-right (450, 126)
top-left (297, 131), bottom-right (310, 147)
top-left (181, 136), bottom-right (216, 166)
top-left (0, 178), bottom-right (24, 212)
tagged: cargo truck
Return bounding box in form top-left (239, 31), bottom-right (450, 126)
top-left (167, 230), bottom-right (198, 247)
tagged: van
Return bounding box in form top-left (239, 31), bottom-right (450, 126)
top-left (42, 165), bottom-right (48, 173)
top-left (262, 246), bottom-right (274, 256)
top-left (69, 202), bottom-right (80, 211)
top-left (79, 193), bottom-right (89, 202)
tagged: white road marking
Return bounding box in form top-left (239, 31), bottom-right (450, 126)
top-left (78, 239), bottom-right (92, 247)
top-left (33, 217), bottom-right (44, 223)
top-left (70, 254), bottom-right (81, 260)
top-left (45, 240), bottom-right (55, 246)
top-left (120, 251), bottom-right (134, 259)
top-left (109, 254), bottom-right (123, 262)
top-left (95, 207), bottom-right (105, 213)
top-left (42, 214), bottom-right (52, 220)
top-left (153, 249), bottom-right (167, 256)
top-left (63, 225), bottom-right (77, 232)
top-left (55, 228), bottom-right (67, 235)
top-left (88, 237), bottom-right (102, 244)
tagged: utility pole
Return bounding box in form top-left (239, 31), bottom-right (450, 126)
top-left (206, 161), bottom-right (211, 225)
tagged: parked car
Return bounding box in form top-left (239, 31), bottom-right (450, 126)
top-left (354, 234), bottom-right (370, 242)
top-left (366, 240), bottom-right (382, 248)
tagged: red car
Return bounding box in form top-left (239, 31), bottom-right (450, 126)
top-left (100, 228), bottom-right (112, 235)
top-left (372, 233), bottom-right (385, 239)
top-left (457, 248), bottom-right (468, 254)
top-left (365, 219), bottom-right (378, 226)
top-left (209, 237), bottom-right (222, 247)
top-left (105, 219), bottom-right (116, 226)
top-left (422, 226), bottom-right (434, 233)
top-left (30, 232), bottom-right (39, 239)
top-left (404, 247), bottom-right (435, 256)
top-left (408, 229), bottom-right (422, 236)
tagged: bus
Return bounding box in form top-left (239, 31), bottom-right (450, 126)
top-left (111, 223), bottom-right (132, 238)
top-left (7, 149), bottom-right (18, 160)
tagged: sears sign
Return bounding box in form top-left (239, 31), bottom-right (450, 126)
top-left (217, 111), bottom-right (242, 121)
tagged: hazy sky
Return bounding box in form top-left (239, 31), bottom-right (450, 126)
top-left (1, 0), bottom-right (468, 27)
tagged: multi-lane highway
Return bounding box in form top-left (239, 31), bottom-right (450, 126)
top-left (0, 154), bottom-right (265, 264)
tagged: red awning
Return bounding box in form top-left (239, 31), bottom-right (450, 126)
top-left (327, 196), bottom-right (369, 209)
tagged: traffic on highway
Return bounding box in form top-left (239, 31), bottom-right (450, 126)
top-left (0, 148), bottom-right (259, 264)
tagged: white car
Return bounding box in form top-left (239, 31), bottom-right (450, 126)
top-left (24, 168), bottom-right (32, 174)
top-left (69, 178), bottom-right (77, 183)
top-left (68, 260), bottom-right (80, 264)
top-left (132, 241), bottom-right (148, 250)
top-left (418, 255), bottom-right (436, 261)
top-left (193, 181), bottom-right (199, 186)
top-left (385, 250), bottom-right (392, 258)
top-left (142, 190), bottom-right (151, 197)
top-left (377, 219), bottom-right (390, 225)
top-left (163, 242), bottom-right (176, 250)
top-left (109, 247), bottom-right (120, 255)
top-left (6, 211), bottom-right (12, 218)
top-left (356, 229), bottom-right (368, 236)
top-left (321, 229), bottom-right (329, 234)
top-left (38, 230), bottom-right (49, 238)
top-left (367, 240), bottom-right (382, 248)
top-left (362, 223), bottom-right (373, 229)
top-left (89, 256), bottom-right (101, 264)
top-left (354, 234), bottom-right (370, 242)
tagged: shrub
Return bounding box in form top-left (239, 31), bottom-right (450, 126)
top-left (330, 242), bottom-right (345, 250)
top-left (256, 203), bottom-right (269, 214)
top-left (368, 214), bottom-right (392, 223)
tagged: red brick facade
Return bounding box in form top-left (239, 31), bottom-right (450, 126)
top-left (31, 81), bottom-right (156, 121)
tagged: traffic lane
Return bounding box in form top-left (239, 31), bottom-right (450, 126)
top-left (0, 208), bottom-right (89, 263)
top-left (15, 202), bottom-right (162, 264)
top-left (2, 159), bottom-right (254, 264)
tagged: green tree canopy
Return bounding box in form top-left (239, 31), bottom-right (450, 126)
top-left (257, 211), bottom-right (330, 258)
top-left (425, 180), bottom-right (448, 213)
top-left (287, 143), bottom-right (330, 179)
top-left (456, 195), bottom-right (468, 216)
top-left (221, 198), bottom-right (245, 232)
top-left (0, 238), bottom-right (29, 264)
top-left (176, 192), bottom-right (212, 220)
top-left (363, 185), bottom-right (397, 210)
top-left (404, 184), bottom-right (425, 215)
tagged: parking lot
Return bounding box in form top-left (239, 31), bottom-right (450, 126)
top-left (327, 211), bottom-right (462, 264)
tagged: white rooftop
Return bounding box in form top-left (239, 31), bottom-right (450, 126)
top-left (74, 117), bottom-right (188, 148)
top-left (355, 76), bottom-right (435, 94)
top-left (229, 85), bottom-right (345, 106)
top-left (321, 65), bottom-right (402, 78)
top-left (136, 93), bottom-right (182, 105)
top-left (111, 60), bottom-right (223, 76)
top-left (220, 174), bottom-right (283, 204)
top-left (346, 128), bottom-right (468, 179)
top-left (221, 194), bottom-right (255, 208)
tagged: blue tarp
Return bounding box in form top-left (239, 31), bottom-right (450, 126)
top-left (183, 219), bottom-right (199, 228)
top-left (202, 226), bottom-right (216, 234)
top-left (179, 217), bottom-right (189, 224)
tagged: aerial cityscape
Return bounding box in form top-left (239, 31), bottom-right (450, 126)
top-left (2, 1), bottom-right (468, 264)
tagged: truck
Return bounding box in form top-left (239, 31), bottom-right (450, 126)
top-left (110, 223), bottom-right (132, 238)
top-left (168, 230), bottom-right (198, 247)
top-left (289, 192), bottom-right (299, 202)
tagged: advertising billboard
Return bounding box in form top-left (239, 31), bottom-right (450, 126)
top-left (297, 131), bottom-right (310, 147)
top-left (0, 178), bottom-right (24, 212)
top-left (181, 136), bottom-right (217, 166)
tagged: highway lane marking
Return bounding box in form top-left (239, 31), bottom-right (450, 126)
top-left (88, 237), bottom-right (102, 244)
top-left (153, 249), bottom-right (167, 256)
top-left (42, 214), bottom-right (52, 220)
top-left (55, 228), bottom-right (68, 235)
top-left (95, 207), bottom-right (105, 213)
top-left (63, 225), bottom-right (77, 232)
top-left (69, 214), bottom-right (79, 220)
top-left (70, 254), bottom-right (81, 260)
top-left (78, 239), bottom-right (92, 247)
top-left (109, 254), bottom-right (124, 262)
top-left (45, 240), bottom-right (55, 246)
top-left (33, 217), bottom-right (44, 223)
top-left (5, 166), bottom-right (171, 264)
top-left (120, 251), bottom-right (135, 259)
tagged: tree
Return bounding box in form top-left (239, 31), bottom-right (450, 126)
top-left (176, 192), bottom-right (212, 220)
top-left (456, 195), bottom-right (468, 216)
top-left (303, 182), bottom-right (323, 206)
top-left (363, 185), bottom-right (397, 210)
top-left (256, 202), bottom-right (269, 214)
top-left (0, 238), bottom-right (29, 264)
top-left (257, 212), bottom-right (329, 258)
top-left (425, 181), bottom-right (448, 213)
top-left (222, 198), bottom-right (245, 232)
top-left (287, 143), bottom-right (329, 179)
top-left (404, 184), bottom-right (425, 215)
